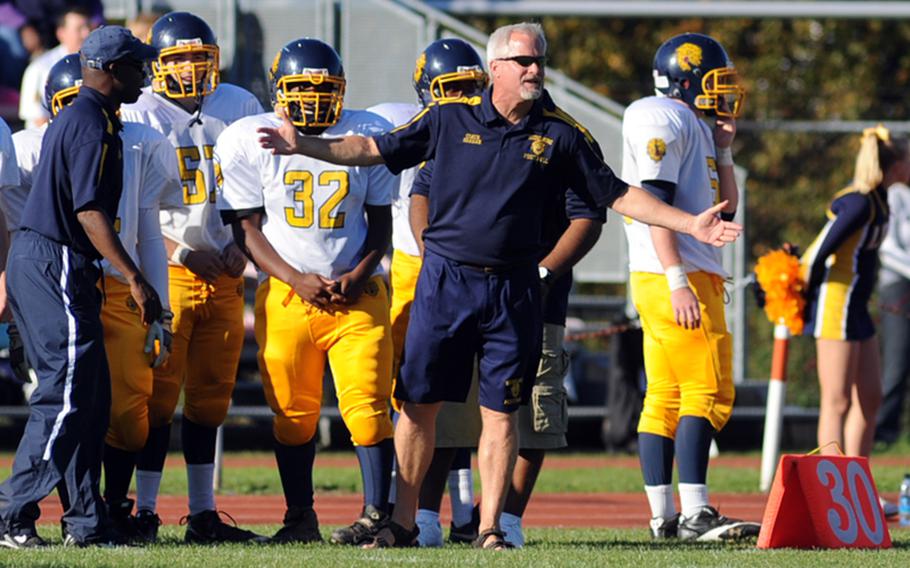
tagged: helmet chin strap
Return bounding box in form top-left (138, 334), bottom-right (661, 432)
top-left (187, 91), bottom-right (205, 127)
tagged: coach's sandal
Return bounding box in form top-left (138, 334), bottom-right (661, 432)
top-left (362, 520), bottom-right (419, 549)
top-left (0, 529), bottom-right (47, 549)
top-left (133, 510), bottom-right (162, 543)
top-left (649, 513), bottom-right (680, 539)
top-left (331, 505), bottom-right (389, 545)
top-left (678, 506), bottom-right (761, 542)
top-left (472, 529), bottom-right (515, 551)
top-left (182, 510), bottom-right (270, 544)
top-left (272, 506), bottom-right (322, 544)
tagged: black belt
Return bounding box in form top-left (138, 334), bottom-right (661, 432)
top-left (457, 261), bottom-right (533, 274)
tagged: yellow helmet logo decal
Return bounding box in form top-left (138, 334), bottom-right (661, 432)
top-left (676, 42), bottom-right (703, 72)
top-left (413, 53), bottom-right (426, 84)
top-left (269, 51), bottom-right (282, 77)
top-left (647, 138), bottom-right (667, 162)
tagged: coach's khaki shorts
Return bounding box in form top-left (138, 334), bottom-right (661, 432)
top-left (518, 323), bottom-right (569, 450)
top-left (435, 366), bottom-right (482, 448)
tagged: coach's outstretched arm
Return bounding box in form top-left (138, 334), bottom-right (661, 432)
top-left (611, 185), bottom-right (742, 247)
top-left (258, 108), bottom-right (383, 166)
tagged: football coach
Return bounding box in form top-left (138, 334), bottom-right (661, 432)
top-left (0, 26), bottom-right (160, 548)
top-left (257, 22), bottom-right (741, 549)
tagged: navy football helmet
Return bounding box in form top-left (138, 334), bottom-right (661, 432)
top-left (268, 38), bottom-right (345, 133)
top-left (413, 38), bottom-right (486, 106)
top-left (652, 33), bottom-right (745, 118)
top-left (45, 53), bottom-right (82, 117)
top-left (148, 11), bottom-right (220, 99)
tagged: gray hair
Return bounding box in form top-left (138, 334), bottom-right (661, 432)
top-left (486, 22), bottom-right (547, 65)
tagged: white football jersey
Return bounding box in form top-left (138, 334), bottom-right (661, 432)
top-left (216, 110), bottom-right (395, 281)
top-left (102, 122), bottom-right (183, 282)
top-left (120, 84), bottom-right (264, 255)
top-left (621, 96), bottom-right (726, 277)
top-left (367, 102), bottom-right (422, 257)
top-left (7, 125), bottom-right (46, 232)
top-left (0, 118), bottom-right (22, 226)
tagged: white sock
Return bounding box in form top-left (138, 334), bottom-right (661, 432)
top-left (135, 470), bottom-right (162, 513)
top-left (415, 509), bottom-right (443, 547)
top-left (678, 483), bottom-right (709, 519)
top-left (388, 468), bottom-right (397, 506)
top-left (644, 484), bottom-right (676, 519)
top-left (448, 468), bottom-right (474, 527)
top-left (500, 512), bottom-right (524, 548)
top-left (187, 463), bottom-right (216, 515)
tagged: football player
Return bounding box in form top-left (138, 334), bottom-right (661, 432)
top-left (119, 11), bottom-right (266, 543)
top-left (4, 53), bottom-right (181, 543)
top-left (367, 37), bottom-right (487, 547)
top-left (621, 33), bottom-right (759, 541)
top-left (216, 38), bottom-right (396, 545)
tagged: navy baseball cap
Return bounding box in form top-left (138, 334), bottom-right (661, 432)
top-left (80, 25), bottom-right (158, 70)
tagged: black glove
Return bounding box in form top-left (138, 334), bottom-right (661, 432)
top-left (7, 322), bottom-right (32, 385)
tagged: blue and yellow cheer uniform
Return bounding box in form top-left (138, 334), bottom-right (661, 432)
top-left (802, 185), bottom-right (889, 341)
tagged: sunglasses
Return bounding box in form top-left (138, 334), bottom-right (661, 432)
top-left (497, 55), bottom-right (547, 68)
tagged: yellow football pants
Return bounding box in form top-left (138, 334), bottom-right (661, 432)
top-left (148, 265), bottom-right (244, 428)
top-left (389, 249), bottom-right (422, 379)
top-left (255, 275), bottom-right (394, 447)
top-left (102, 277), bottom-right (154, 451)
top-left (631, 270), bottom-right (735, 438)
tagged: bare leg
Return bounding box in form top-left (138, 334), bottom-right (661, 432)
top-left (390, 401), bottom-right (441, 529)
top-left (477, 406), bottom-right (518, 537)
top-left (816, 338), bottom-right (856, 455)
top-left (503, 449), bottom-right (545, 516)
top-left (844, 336), bottom-right (882, 457)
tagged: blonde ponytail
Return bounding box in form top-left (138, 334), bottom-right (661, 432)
top-left (853, 124), bottom-right (890, 194)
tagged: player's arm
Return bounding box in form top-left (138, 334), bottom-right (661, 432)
top-left (408, 160), bottom-right (432, 257)
top-left (714, 112), bottom-right (738, 219)
top-left (228, 212), bottom-right (336, 310)
top-left (334, 204), bottom-right (392, 305)
top-left (539, 218), bottom-right (602, 279)
top-left (410, 195), bottom-right (429, 258)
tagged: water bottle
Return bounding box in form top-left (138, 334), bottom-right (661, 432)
top-left (900, 473), bottom-right (910, 528)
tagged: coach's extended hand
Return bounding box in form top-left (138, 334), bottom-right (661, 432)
top-left (690, 201), bottom-right (742, 247)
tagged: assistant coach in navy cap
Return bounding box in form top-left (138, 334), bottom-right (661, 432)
top-left (0, 26), bottom-right (161, 548)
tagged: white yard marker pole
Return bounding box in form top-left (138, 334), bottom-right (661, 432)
top-left (760, 323), bottom-right (790, 491)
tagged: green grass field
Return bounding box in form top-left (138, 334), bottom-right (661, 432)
top-left (0, 527), bottom-right (907, 567)
top-left (3, 451), bottom-right (907, 495)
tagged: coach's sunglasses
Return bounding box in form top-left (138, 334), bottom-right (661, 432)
top-left (496, 55), bottom-right (548, 68)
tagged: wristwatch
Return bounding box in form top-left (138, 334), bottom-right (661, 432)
top-left (538, 265), bottom-right (555, 286)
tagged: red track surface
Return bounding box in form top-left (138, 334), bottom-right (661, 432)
top-left (31, 492), bottom-right (770, 528)
top-left (7, 454), bottom-right (905, 528)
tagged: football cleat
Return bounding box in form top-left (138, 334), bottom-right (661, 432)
top-left (0, 530), bottom-right (47, 549)
top-left (649, 513), bottom-right (680, 539)
top-left (182, 510), bottom-right (269, 544)
top-left (134, 510), bottom-right (162, 543)
top-left (272, 506), bottom-right (322, 544)
top-left (330, 505), bottom-right (388, 545)
top-left (678, 506), bottom-right (760, 541)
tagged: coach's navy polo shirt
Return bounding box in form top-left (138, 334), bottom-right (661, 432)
top-left (20, 86), bottom-right (123, 260)
top-left (374, 87), bottom-right (626, 267)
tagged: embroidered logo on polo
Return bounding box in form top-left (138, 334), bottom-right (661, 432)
top-left (462, 133), bottom-right (483, 145)
top-left (523, 134), bottom-right (553, 164)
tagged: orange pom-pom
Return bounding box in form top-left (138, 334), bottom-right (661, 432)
top-left (755, 250), bottom-right (806, 335)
